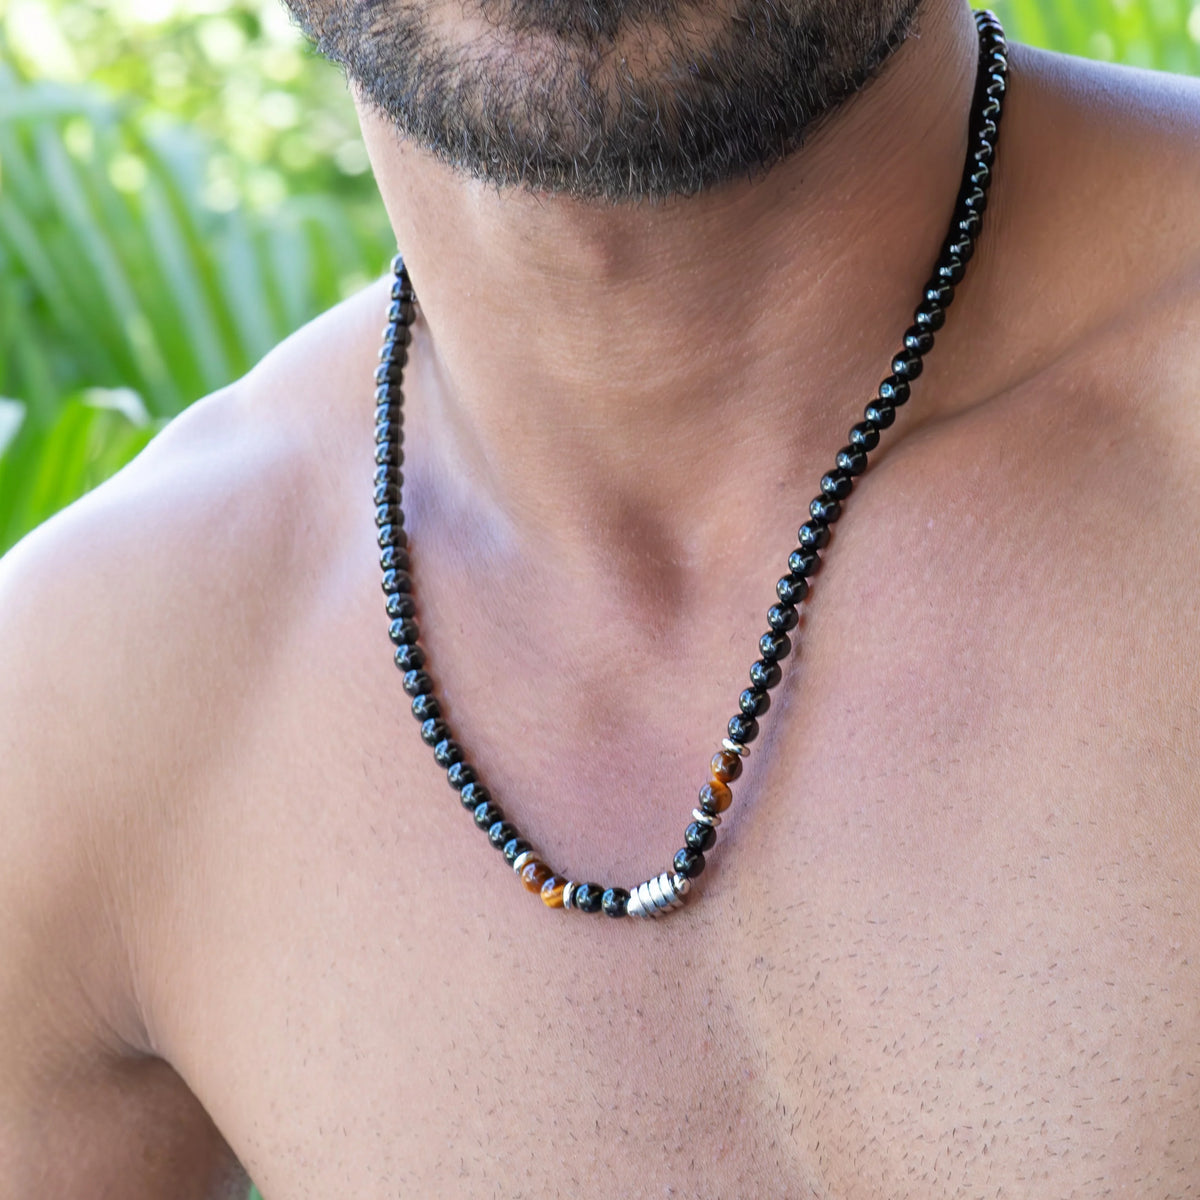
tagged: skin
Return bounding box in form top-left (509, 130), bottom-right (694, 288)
top-left (2, 0), bottom-right (1200, 1195)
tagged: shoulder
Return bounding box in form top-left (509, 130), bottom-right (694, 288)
top-left (0, 276), bottom-right (388, 1060)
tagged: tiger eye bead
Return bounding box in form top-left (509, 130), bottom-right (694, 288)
top-left (699, 779), bottom-right (733, 814)
top-left (521, 860), bottom-right (552, 893)
top-left (540, 876), bottom-right (567, 908)
top-left (711, 749), bottom-right (743, 783)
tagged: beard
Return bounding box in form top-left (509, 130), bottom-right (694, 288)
top-left (283, 0), bottom-right (923, 201)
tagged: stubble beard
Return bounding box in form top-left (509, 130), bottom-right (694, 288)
top-left (284, 0), bottom-right (924, 202)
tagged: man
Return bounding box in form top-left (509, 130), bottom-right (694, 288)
top-left (2, 0), bottom-right (1198, 1193)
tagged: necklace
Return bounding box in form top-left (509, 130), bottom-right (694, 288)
top-left (373, 9), bottom-right (1008, 920)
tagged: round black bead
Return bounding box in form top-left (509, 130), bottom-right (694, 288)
top-left (878, 377), bottom-right (911, 407)
top-left (788, 548), bottom-right (822, 577)
top-left (962, 186), bottom-right (987, 212)
top-left (380, 545), bottom-right (409, 573)
top-left (819, 470), bottom-right (853, 500)
top-left (434, 738), bottom-right (464, 768)
top-left (382, 568), bottom-right (412, 594)
top-left (849, 421), bottom-right (881, 451)
top-left (403, 669), bottom-right (433, 697)
top-left (386, 593), bottom-right (415, 620)
top-left (503, 837), bottom-right (531, 865)
top-left (488, 821), bottom-right (517, 849)
top-left (767, 603), bottom-right (799, 633)
top-left (776, 574), bottom-right (808, 606)
top-left (891, 349), bottom-right (925, 379)
top-left (797, 521), bottom-right (830, 550)
top-left (685, 822), bottom-right (716, 853)
top-left (374, 480), bottom-right (399, 506)
top-left (389, 617), bottom-right (419, 646)
top-left (459, 781), bottom-right (491, 809)
top-left (473, 801), bottom-right (503, 829)
top-left (740, 687), bottom-right (770, 718)
top-left (913, 301), bottom-right (946, 331)
top-left (809, 495), bottom-right (841, 523)
top-left (903, 327), bottom-right (935, 356)
top-left (864, 401), bottom-right (895, 430)
top-left (574, 883), bottom-right (604, 913)
top-left (836, 446), bottom-right (869, 476)
top-left (673, 847), bottom-right (706, 879)
top-left (750, 658), bottom-right (782, 690)
top-left (377, 521), bottom-right (406, 547)
top-left (758, 630), bottom-right (791, 662)
top-left (375, 443), bottom-right (398, 467)
top-left (375, 361), bottom-right (403, 385)
top-left (420, 717), bottom-right (448, 746)
top-left (925, 281), bottom-right (954, 309)
top-left (394, 643), bottom-right (425, 671)
top-left (728, 712), bottom-right (760, 744)
top-left (447, 761), bottom-right (476, 790)
top-left (602, 888), bottom-right (630, 918)
top-left (412, 693), bottom-right (441, 721)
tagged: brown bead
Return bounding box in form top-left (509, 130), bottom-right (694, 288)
top-left (711, 749), bottom-right (743, 783)
top-left (699, 779), bottom-right (733, 814)
top-left (540, 876), bottom-right (566, 908)
top-left (521, 859), bottom-right (552, 893)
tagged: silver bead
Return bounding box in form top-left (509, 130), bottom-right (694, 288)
top-left (626, 871), bottom-right (687, 919)
top-left (722, 738), bottom-right (749, 757)
top-left (672, 873), bottom-right (692, 897)
top-left (562, 880), bottom-right (577, 910)
top-left (512, 850), bottom-right (536, 874)
top-left (626, 887), bottom-right (646, 918)
top-left (692, 808), bottom-right (722, 828)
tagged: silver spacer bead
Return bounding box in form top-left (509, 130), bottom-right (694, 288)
top-left (626, 871), bottom-right (688, 919)
top-left (512, 850), bottom-right (536, 874)
top-left (722, 738), bottom-right (750, 757)
top-left (692, 808), bottom-right (722, 828)
top-left (561, 880), bottom-right (577, 910)
top-left (672, 873), bottom-right (692, 897)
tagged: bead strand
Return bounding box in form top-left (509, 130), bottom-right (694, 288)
top-left (375, 10), bottom-right (1008, 920)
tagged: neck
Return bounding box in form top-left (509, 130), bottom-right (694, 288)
top-left (358, 0), bottom-right (984, 563)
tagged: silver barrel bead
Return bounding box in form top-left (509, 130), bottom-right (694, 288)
top-left (626, 871), bottom-right (691, 919)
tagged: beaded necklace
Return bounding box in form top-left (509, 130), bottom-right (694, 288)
top-left (372, 9), bottom-right (1008, 920)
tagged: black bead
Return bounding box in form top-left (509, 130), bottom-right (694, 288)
top-left (913, 301), bottom-right (945, 331)
top-left (750, 658), bottom-right (783, 690)
top-left (758, 630), bottom-right (791, 662)
top-left (380, 545), bottom-right (409, 572)
top-left (488, 821), bottom-right (517, 849)
top-left (740, 687), bottom-right (770, 718)
top-left (820, 470), bottom-right (853, 500)
top-left (420, 717), bottom-right (448, 746)
top-left (389, 617), bottom-right (419, 646)
top-left (797, 521), bottom-right (829, 550)
top-left (958, 210), bottom-right (983, 238)
top-left (385, 313), bottom-right (413, 341)
top-left (391, 252), bottom-right (407, 276)
top-left (849, 421), bottom-right (881, 451)
top-left (374, 480), bottom-right (399, 506)
top-left (412, 693), bottom-right (441, 721)
top-left (728, 712), bottom-right (760, 744)
top-left (385, 593), bottom-right (415, 620)
top-left (446, 761), bottom-right (476, 790)
top-left (836, 446), bottom-right (868, 476)
top-left (378, 521), bottom-right (407, 548)
top-left (936, 257), bottom-right (966, 287)
top-left (788, 548), bottom-right (821, 577)
top-left (380, 343), bottom-right (408, 371)
top-left (903, 327), bottom-right (935, 356)
top-left (891, 348), bottom-right (925, 379)
top-left (375, 361), bottom-right (403, 385)
top-left (574, 883), bottom-right (604, 913)
top-left (864, 401), bottom-right (895, 430)
top-left (473, 801), bottom-right (502, 829)
top-left (962, 186), bottom-right (987, 212)
top-left (767, 603), bottom-right (799, 633)
top-left (459, 781), bottom-right (491, 809)
top-left (673, 847), bottom-right (706, 879)
top-left (403, 669), bottom-right (433, 697)
top-left (809, 494), bottom-right (841, 523)
top-left (776, 574), bottom-right (808, 606)
top-left (374, 463), bottom-right (393, 487)
top-left (434, 738), bottom-right (464, 768)
top-left (503, 837), bottom-right (531, 865)
top-left (685, 822), bottom-right (716, 853)
top-left (877, 376), bottom-right (911, 407)
top-left (394, 643), bottom-right (425, 671)
top-left (382, 568), bottom-right (412, 594)
top-left (375, 443), bottom-right (397, 467)
top-left (948, 235), bottom-right (975, 264)
top-left (925, 282), bottom-right (954, 309)
top-left (601, 888), bottom-right (629, 917)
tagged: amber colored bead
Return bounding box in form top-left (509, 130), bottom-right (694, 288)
top-left (521, 860), bottom-right (552, 893)
top-left (711, 749), bottom-right (743, 783)
top-left (699, 779), bottom-right (733, 814)
top-left (540, 876), bottom-right (567, 908)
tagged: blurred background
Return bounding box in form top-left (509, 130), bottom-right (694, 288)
top-left (1, 0), bottom-right (1199, 557)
